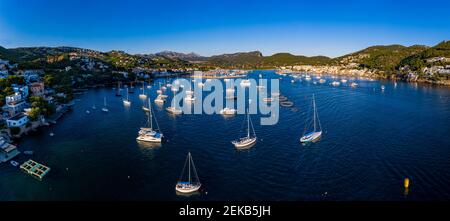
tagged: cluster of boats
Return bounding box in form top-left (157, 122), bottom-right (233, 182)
top-left (83, 75), bottom-right (326, 195)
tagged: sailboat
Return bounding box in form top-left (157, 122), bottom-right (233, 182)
top-left (102, 97), bottom-right (109, 112)
top-left (115, 81), bottom-right (122, 96)
top-left (166, 88), bottom-right (182, 114)
top-left (300, 94), bottom-right (322, 143)
top-left (220, 107), bottom-right (237, 115)
top-left (184, 89), bottom-right (195, 102)
top-left (231, 109), bottom-right (257, 148)
top-left (139, 82), bottom-right (147, 99)
top-left (123, 88), bottom-right (131, 105)
top-left (154, 94), bottom-right (165, 104)
top-left (128, 81), bottom-right (135, 93)
top-left (137, 99), bottom-right (163, 143)
top-left (157, 82), bottom-right (163, 94)
top-left (175, 152), bottom-right (201, 194)
top-left (142, 97), bottom-right (150, 112)
top-left (240, 79), bottom-right (251, 87)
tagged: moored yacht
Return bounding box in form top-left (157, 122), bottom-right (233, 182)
top-left (232, 109), bottom-right (257, 148)
top-left (175, 152), bottom-right (201, 194)
top-left (102, 97), bottom-right (109, 112)
top-left (220, 107), bottom-right (237, 115)
top-left (137, 98), bottom-right (163, 143)
top-left (300, 94), bottom-right (322, 143)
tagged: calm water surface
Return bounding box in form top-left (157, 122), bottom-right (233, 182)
top-left (1, 71), bottom-right (449, 201)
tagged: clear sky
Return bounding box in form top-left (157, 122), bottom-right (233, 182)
top-left (0, 0), bottom-right (449, 57)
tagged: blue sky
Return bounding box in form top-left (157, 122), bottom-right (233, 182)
top-left (0, 0), bottom-right (449, 57)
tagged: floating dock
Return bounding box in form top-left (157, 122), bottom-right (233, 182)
top-left (20, 159), bottom-right (50, 180)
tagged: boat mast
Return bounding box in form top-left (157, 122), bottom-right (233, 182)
top-left (247, 109), bottom-right (250, 138)
top-left (104, 97), bottom-right (106, 106)
top-left (313, 94), bottom-right (316, 132)
top-left (149, 98), bottom-right (153, 130)
top-left (188, 152), bottom-right (191, 184)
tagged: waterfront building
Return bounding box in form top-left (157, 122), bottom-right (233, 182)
top-left (0, 137), bottom-right (20, 163)
top-left (6, 113), bottom-right (29, 128)
top-left (3, 93), bottom-right (26, 117)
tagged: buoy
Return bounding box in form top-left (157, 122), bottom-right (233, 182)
top-left (404, 178), bottom-right (410, 189)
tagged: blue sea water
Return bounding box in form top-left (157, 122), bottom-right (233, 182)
top-left (0, 70), bottom-right (449, 201)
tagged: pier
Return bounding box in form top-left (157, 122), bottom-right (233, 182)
top-left (20, 159), bottom-right (51, 180)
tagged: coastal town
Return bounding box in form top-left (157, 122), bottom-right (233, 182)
top-left (0, 58), bottom-right (74, 166)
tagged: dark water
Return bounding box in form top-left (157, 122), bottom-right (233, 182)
top-left (1, 70), bottom-right (449, 201)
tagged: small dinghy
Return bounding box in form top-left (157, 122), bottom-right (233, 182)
top-left (278, 96), bottom-right (288, 102)
top-left (23, 151), bottom-right (34, 155)
top-left (262, 97), bottom-right (274, 103)
top-left (176, 152), bottom-right (201, 194)
top-left (280, 101), bottom-right (294, 107)
top-left (10, 160), bottom-right (19, 167)
top-left (331, 81), bottom-right (340, 86)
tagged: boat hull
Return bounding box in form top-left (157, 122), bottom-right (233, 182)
top-left (166, 107), bottom-right (182, 115)
top-left (175, 183), bottom-right (201, 194)
top-left (136, 136), bottom-right (162, 143)
top-left (232, 137), bottom-right (257, 148)
top-left (300, 131), bottom-right (322, 143)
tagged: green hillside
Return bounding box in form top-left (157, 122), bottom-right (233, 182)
top-left (399, 40), bottom-right (450, 71)
top-left (334, 44), bottom-right (428, 72)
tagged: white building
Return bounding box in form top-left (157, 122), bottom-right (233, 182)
top-left (3, 93), bottom-right (26, 117)
top-left (6, 113), bottom-right (29, 128)
top-left (0, 137), bottom-right (20, 163)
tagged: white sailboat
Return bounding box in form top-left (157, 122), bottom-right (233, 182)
top-left (184, 89), bottom-right (195, 102)
top-left (240, 79), bottom-right (251, 87)
top-left (123, 88), bottom-right (131, 106)
top-left (166, 88), bottom-right (182, 114)
top-left (232, 109), bottom-right (257, 148)
top-left (175, 152), bottom-right (201, 194)
top-left (137, 98), bottom-right (163, 143)
top-left (102, 97), bottom-right (109, 112)
top-left (154, 94), bottom-right (165, 104)
top-left (142, 98), bottom-right (150, 112)
top-left (139, 82), bottom-right (147, 99)
top-left (220, 107), bottom-right (237, 115)
top-left (300, 94), bottom-right (322, 143)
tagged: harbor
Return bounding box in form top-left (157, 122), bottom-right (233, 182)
top-left (0, 70), bottom-right (449, 200)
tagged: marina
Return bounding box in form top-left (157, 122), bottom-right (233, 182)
top-left (0, 70), bottom-right (449, 200)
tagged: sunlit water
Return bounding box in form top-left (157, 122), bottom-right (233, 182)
top-left (1, 70), bottom-right (449, 201)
